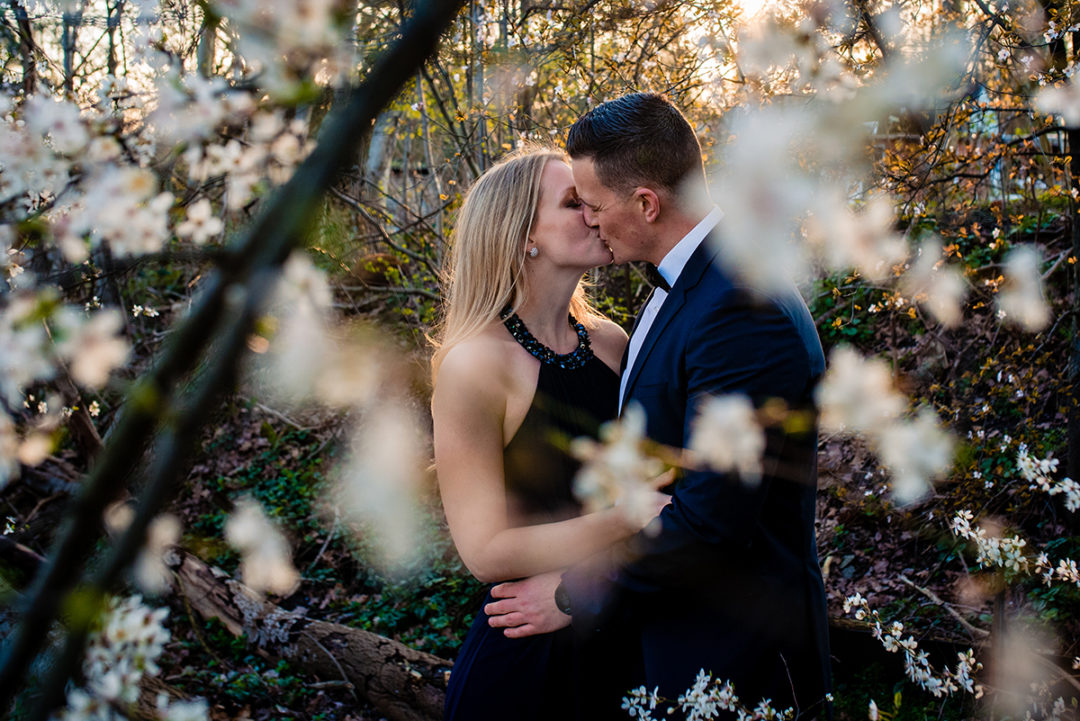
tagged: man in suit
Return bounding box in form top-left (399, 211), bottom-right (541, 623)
top-left (483, 92), bottom-right (831, 719)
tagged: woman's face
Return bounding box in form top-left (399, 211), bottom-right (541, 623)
top-left (528, 160), bottom-right (613, 270)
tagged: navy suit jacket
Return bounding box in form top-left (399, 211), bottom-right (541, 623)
top-left (563, 236), bottom-right (831, 718)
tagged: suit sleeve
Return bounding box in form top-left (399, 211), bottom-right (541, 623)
top-left (561, 290), bottom-right (816, 631)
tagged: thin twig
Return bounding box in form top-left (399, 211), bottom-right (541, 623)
top-left (898, 574), bottom-right (990, 640)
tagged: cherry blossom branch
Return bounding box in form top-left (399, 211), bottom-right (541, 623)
top-left (0, 0), bottom-right (467, 712)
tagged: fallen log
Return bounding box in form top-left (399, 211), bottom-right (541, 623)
top-left (165, 548), bottom-right (451, 721)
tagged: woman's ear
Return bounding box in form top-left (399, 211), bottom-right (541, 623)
top-left (635, 188), bottom-right (661, 223)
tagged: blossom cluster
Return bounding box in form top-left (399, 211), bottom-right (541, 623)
top-left (622, 670), bottom-right (794, 721)
top-left (816, 347), bottom-right (953, 503)
top-left (1035, 554), bottom-right (1080, 589)
top-left (843, 594), bottom-right (983, 698)
top-left (949, 510), bottom-right (1031, 577)
top-left (572, 404), bottom-right (666, 531)
top-left (1017, 446), bottom-right (1080, 512)
top-left (54, 595), bottom-right (208, 721)
top-left (0, 293), bottom-right (131, 489)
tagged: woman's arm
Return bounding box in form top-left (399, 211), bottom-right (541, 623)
top-left (432, 341), bottom-right (649, 583)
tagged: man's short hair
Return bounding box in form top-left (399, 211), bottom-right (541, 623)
top-left (565, 92), bottom-right (704, 195)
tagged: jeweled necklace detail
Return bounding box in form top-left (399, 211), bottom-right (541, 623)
top-left (501, 309), bottom-right (593, 369)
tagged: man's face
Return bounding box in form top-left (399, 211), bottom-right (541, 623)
top-left (571, 156), bottom-right (648, 264)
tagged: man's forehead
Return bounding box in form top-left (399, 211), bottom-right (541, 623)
top-left (570, 157), bottom-right (604, 193)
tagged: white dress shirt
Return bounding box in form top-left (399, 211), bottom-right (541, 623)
top-left (618, 207), bottom-right (724, 414)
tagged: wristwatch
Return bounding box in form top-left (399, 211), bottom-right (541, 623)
top-left (554, 581), bottom-right (572, 616)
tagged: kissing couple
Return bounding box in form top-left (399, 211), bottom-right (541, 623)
top-left (429, 92), bottom-right (832, 720)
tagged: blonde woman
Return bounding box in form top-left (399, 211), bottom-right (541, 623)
top-left (431, 146), bottom-right (665, 720)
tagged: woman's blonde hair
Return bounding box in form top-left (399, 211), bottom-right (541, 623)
top-left (430, 145), bottom-right (602, 380)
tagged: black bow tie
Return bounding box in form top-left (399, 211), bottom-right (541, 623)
top-left (643, 263), bottom-right (671, 292)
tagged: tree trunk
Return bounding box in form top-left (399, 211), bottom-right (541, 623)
top-left (196, 8), bottom-right (219, 78)
top-left (1069, 125), bottom-right (1080, 485)
top-left (10, 0), bottom-right (37, 95)
top-left (167, 549), bottom-right (451, 721)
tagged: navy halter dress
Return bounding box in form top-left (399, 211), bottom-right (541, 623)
top-left (443, 313), bottom-right (620, 721)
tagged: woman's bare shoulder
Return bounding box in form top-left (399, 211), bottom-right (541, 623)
top-left (435, 325), bottom-right (522, 399)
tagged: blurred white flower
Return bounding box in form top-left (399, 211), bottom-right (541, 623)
top-left (24, 94), bottom-right (89, 155)
top-left (901, 240), bottom-right (967, 328)
top-left (54, 308), bottom-right (130, 389)
top-left (256, 253), bottom-right (334, 404)
top-left (816, 347), bottom-right (905, 434)
top-left (714, 106), bottom-right (814, 293)
top-left (74, 166), bottom-right (174, 257)
top-left (103, 500), bottom-right (134, 534)
top-left (0, 411), bottom-right (18, 488)
top-left (17, 431), bottom-right (52, 466)
top-left (688, 395), bottom-right (765, 483)
top-left (175, 198), bottom-right (224, 245)
top-left (333, 401), bottom-right (426, 573)
top-left (877, 408), bottom-right (954, 504)
top-left (1036, 81), bottom-right (1080, 125)
top-left (805, 194), bottom-right (908, 283)
top-left (572, 404), bottom-right (665, 531)
top-left (0, 297), bottom-right (53, 405)
top-left (224, 495), bottom-right (300, 595)
top-left (86, 135), bottom-right (122, 163)
top-left (159, 698), bottom-right (210, 721)
top-left (134, 513), bottom-right (182, 595)
top-left (997, 246), bottom-right (1050, 331)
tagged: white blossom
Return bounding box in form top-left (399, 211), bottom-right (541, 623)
top-left (53, 308), bottom-right (130, 389)
top-left (0, 296), bottom-right (54, 405)
top-left (1036, 81), bottom-right (1080, 125)
top-left (623, 685), bottom-right (661, 720)
top-left (817, 347), bottom-right (905, 434)
top-left (572, 404), bottom-right (665, 531)
top-left (901, 240), bottom-right (967, 328)
top-left (134, 514), bottom-right (182, 595)
top-left (24, 94), bottom-right (89, 155)
top-left (877, 407), bottom-right (954, 504)
top-left (688, 395), bottom-right (765, 483)
top-left (845, 594), bottom-right (982, 697)
top-left (804, 193), bottom-right (908, 283)
top-left (225, 496), bottom-right (300, 595)
top-left (175, 198), bottom-right (224, 245)
top-left (950, 510), bottom-right (1030, 575)
top-left (0, 411), bottom-right (19, 488)
top-left (996, 246), bottom-right (1050, 331)
top-left (54, 595), bottom-right (182, 720)
top-left (333, 401), bottom-right (426, 573)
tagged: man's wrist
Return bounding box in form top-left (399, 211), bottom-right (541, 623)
top-left (553, 581), bottom-right (572, 616)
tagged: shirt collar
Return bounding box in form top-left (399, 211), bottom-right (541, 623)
top-left (656, 206), bottom-right (723, 289)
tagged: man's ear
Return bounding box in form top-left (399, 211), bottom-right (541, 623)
top-left (634, 188), bottom-right (661, 223)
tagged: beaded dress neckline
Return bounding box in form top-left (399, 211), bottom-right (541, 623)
top-left (501, 309), bottom-right (593, 370)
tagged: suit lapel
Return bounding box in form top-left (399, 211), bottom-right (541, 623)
top-left (621, 237), bottom-right (721, 409)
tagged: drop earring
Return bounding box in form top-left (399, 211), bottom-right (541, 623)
top-left (528, 247), bottom-right (539, 258)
